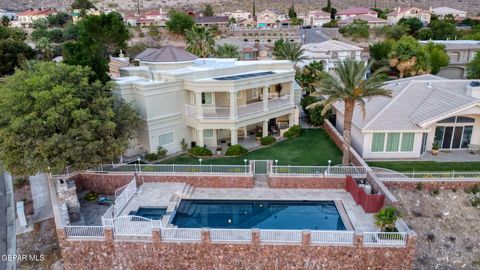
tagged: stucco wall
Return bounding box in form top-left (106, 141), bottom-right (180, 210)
top-left (268, 176), bottom-right (346, 189)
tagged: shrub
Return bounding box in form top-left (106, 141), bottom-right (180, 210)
top-left (225, 144), bottom-right (248, 156)
top-left (431, 189), bottom-right (440, 196)
top-left (415, 182), bottom-right (423, 191)
top-left (470, 197), bottom-right (480, 207)
top-left (14, 177), bottom-right (29, 188)
top-left (189, 146), bottom-right (212, 156)
top-left (374, 206), bottom-right (400, 232)
top-left (283, 125), bottom-right (302, 138)
top-left (145, 146), bottom-right (168, 161)
top-left (84, 192), bottom-right (98, 201)
top-left (260, 135), bottom-right (276, 146)
top-left (465, 184), bottom-right (480, 194)
top-left (180, 138), bottom-right (188, 151)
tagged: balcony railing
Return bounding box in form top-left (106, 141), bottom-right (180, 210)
top-left (185, 95), bottom-right (292, 120)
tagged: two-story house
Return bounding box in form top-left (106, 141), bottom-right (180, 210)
top-left (432, 7), bottom-right (467, 20)
top-left (301, 40), bottom-right (363, 71)
top-left (337, 7), bottom-right (378, 20)
top-left (14, 9), bottom-right (56, 28)
top-left (256, 10), bottom-right (288, 28)
top-left (222, 10), bottom-right (252, 22)
top-left (113, 46), bottom-right (299, 154)
top-left (298, 10), bottom-right (331, 27)
top-left (387, 7), bottom-right (431, 25)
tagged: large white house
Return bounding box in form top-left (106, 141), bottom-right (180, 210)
top-left (387, 7), bottom-right (432, 25)
top-left (301, 40), bottom-right (363, 71)
top-left (333, 75), bottom-right (480, 159)
top-left (432, 7), bottom-right (467, 20)
top-left (114, 46), bottom-right (299, 154)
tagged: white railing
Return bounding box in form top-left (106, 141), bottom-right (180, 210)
top-left (238, 101), bottom-right (264, 117)
top-left (101, 205), bottom-right (114, 226)
top-left (65, 226), bottom-right (105, 238)
top-left (375, 170), bottom-right (480, 180)
top-left (91, 164), bottom-right (252, 175)
top-left (310, 230), bottom-right (355, 245)
top-left (363, 232), bottom-right (407, 246)
top-left (268, 95), bottom-right (291, 110)
top-left (203, 106), bottom-right (230, 119)
top-left (113, 215), bottom-right (154, 237)
top-left (395, 218), bottom-right (410, 233)
top-left (210, 229), bottom-right (252, 242)
top-left (161, 228), bottom-right (202, 241)
top-left (259, 229), bottom-right (302, 243)
top-left (113, 177), bottom-right (137, 216)
top-left (271, 165), bottom-right (367, 177)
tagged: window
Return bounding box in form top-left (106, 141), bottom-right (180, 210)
top-left (461, 126), bottom-right (473, 148)
top-left (158, 132), bottom-right (174, 147)
top-left (203, 129), bottom-right (214, 138)
top-left (371, 133), bottom-right (385, 152)
top-left (386, 133), bottom-right (400, 152)
top-left (401, 133), bottom-right (415, 152)
top-left (202, 93), bottom-right (213, 104)
top-left (438, 116), bottom-right (475, 123)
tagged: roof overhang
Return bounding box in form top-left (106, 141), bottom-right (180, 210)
top-left (419, 102), bottom-right (480, 128)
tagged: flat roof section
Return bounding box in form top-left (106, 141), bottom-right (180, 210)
top-left (213, 71), bottom-right (276, 81)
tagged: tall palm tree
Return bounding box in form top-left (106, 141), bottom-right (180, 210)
top-left (184, 26), bottom-right (215, 58)
top-left (37, 37), bottom-right (54, 61)
top-left (308, 59), bottom-right (391, 165)
top-left (274, 41), bottom-right (307, 67)
top-left (1, 15), bottom-right (11, 27)
top-left (215, 44), bottom-right (240, 59)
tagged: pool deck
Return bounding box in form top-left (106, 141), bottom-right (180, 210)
top-left (114, 182), bottom-right (376, 232)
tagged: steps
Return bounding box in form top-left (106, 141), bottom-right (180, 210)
top-left (254, 175), bottom-right (269, 188)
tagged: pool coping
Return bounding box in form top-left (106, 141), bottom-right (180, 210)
top-left (334, 200), bottom-right (354, 231)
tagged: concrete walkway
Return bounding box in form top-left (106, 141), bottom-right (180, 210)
top-left (1, 171), bottom-right (16, 270)
top-left (29, 174), bottom-right (53, 223)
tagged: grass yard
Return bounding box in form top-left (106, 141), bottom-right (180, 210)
top-left (160, 129), bottom-right (342, 166)
top-left (367, 161), bottom-right (480, 172)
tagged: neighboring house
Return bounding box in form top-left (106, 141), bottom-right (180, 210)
top-left (256, 9), bottom-right (288, 28)
top-left (332, 75), bottom-right (480, 159)
top-left (124, 9), bottom-right (169, 27)
top-left (338, 14), bottom-right (388, 28)
top-left (195, 16), bottom-right (230, 30)
top-left (228, 27), bottom-right (300, 43)
top-left (72, 8), bottom-right (101, 24)
top-left (298, 10), bottom-right (331, 27)
top-left (14, 9), bottom-right (56, 28)
top-left (221, 10), bottom-right (252, 22)
top-left (337, 7), bottom-right (378, 20)
top-left (432, 7), bottom-right (467, 20)
top-left (301, 40), bottom-right (363, 71)
top-left (420, 40), bottom-right (480, 79)
top-left (0, 9), bottom-right (16, 20)
top-left (387, 7), bottom-right (432, 25)
top-left (216, 38), bottom-right (273, 60)
top-left (113, 46), bottom-right (299, 154)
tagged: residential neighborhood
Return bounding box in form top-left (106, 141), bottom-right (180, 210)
top-left (0, 0), bottom-right (480, 269)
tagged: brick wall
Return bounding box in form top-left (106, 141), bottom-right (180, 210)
top-left (268, 175), bottom-right (346, 189)
top-left (73, 173), bottom-right (254, 194)
top-left (58, 229), bottom-right (416, 270)
top-left (383, 180), bottom-right (480, 191)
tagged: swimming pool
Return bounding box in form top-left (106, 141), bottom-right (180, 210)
top-left (129, 207), bottom-right (166, 220)
top-left (172, 200), bottom-right (346, 230)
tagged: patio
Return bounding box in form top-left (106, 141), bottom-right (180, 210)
top-left (416, 150), bottom-right (480, 162)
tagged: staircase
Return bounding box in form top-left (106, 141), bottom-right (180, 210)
top-left (254, 175), bottom-right (268, 188)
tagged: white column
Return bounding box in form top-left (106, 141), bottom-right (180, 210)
top-left (229, 91), bottom-right (237, 120)
top-left (262, 121), bottom-right (268, 137)
top-left (262, 86), bottom-right (269, 111)
top-left (230, 128), bottom-right (238, 145)
top-left (288, 113), bottom-right (295, 127)
top-left (289, 82), bottom-right (295, 105)
top-left (197, 128), bottom-right (204, 147)
top-left (195, 92), bottom-right (203, 119)
top-left (243, 127), bottom-right (248, 138)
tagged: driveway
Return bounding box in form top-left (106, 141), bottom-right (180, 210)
top-left (297, 28), bottom-right (330, 44)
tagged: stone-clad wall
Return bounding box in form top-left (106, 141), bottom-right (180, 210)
top-left (57, 229), bottom-right (416, 270)
top-left (73, 173), bottom-right (254, 194)
top-left (268, 176), bottom-right (346, 189)
top-left (383, 180), bottom-right (480, 191)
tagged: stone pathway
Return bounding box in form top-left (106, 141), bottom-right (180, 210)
top-left (29, 174), bottom-right (53, 223)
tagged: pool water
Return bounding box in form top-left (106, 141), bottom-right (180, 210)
top-left (172, 200), bottom-right (346, 230)
top-left (129, 207), bottom-right (166, 220)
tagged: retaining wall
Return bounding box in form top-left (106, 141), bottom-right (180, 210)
top-left (268, 175), bottom-right (346, 189)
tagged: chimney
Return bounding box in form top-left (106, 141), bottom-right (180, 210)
top-left (466, 81), bottom-right (480, 99)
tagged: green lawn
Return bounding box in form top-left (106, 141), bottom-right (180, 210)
top-left (160, 129), bottom-right (342, 165)
top-left (367, 161), bottom-right (480, 172)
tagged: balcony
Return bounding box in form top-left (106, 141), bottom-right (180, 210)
top-left (185, 95), bottom-right (293, 120)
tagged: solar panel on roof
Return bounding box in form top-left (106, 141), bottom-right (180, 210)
top-left (213, 71), bottom-right (275, 81)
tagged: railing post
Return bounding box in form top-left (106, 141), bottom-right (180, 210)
top-left (172, 164), bottom-right (175, 174)
top-left (302, 229), bottom-right (311, 246)
top-left (201, 228), bottom-right (210, 244)
top-left (152, 228), bottom-right (162, 243)
top-left (354, 232), bottom-right (363, 248)
top-left (211, 164), bottom-right (213, 174)
top-left (452, 170), bottom-right (455, 178)
top-left (104, 226), bottom-right (114, 241)
top-left (252, 228), bottom-right (260, 245)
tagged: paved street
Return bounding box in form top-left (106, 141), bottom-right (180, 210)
top-left (297, 28), bottom-right (330, 44)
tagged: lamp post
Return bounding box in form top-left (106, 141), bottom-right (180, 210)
top-left (137, 158), bottom-right (141, 174)
top-left (327, 160), bottom-right (332, 175)
top-left (274, 159), bottom-right (278, 174)
top-left (199, 159), bottom-right (203, 166)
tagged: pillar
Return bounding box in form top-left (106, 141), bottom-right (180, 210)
top-left (262, 120), bottom-right (268, 137)
top-left (289, 81), bottom-right (295, 105)
top-left (201, 228), bottom-right (211, 244)
top-left (243, 127), bottom-right (248, 138)
top-left (302, 229), bottom-right (311, 246)
top-left (288, 113), bottom-right (295, 127)
top-left (262, 86), bottom-right (269, 111)
top-left (229, 91), bottom-right (237, 120)
top-left (104, 226), bottom-right (114, 241)
top-left (252, 228), bottom-right (260, 245)
top-left (197, 128), bottom-right (204, 147)
top-left (152, 228), bottom-right (161, 242)
top-left (195, 91), bottom-right (203, 119)
top-left (230, 128), bottom-right (238, 145)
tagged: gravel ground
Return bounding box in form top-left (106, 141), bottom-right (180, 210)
top-left (16, 219), bottom-right (62, 270)
top-left (392, 188), bottom-right (480, 270)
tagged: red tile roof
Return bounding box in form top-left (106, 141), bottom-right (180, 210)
top-left (17, 9), bottom-right (56, 16)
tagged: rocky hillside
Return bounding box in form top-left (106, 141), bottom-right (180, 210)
top-left (3, 0), bottom-right (480, 15)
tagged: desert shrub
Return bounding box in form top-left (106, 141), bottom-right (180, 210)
top-left (188, 146), bottom-right (212, 156)
top-left (260, 135), bottom-right (276, 146)
top-left (14, 177), bottom-right (29, 188)
top-left (144, 146), bottom-right (168, 161)
top-left (283, 125), bottom-right (302, 138)
top-left (465, 184), bottom-right (480, 194)
top-left (180, 138), bottom-right (188, 151)
top-left (225, 144), bottom-right (248, 156)
top-left (84, 192), bottom-right (98, 201)
top-left (430, 189), bottom-right (440, 196)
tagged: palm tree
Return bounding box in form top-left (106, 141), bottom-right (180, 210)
top-left (37, 37), bottom-right (54, 61)
top-left (274, 41), bottom-right (307, 67)
top-left (215, 44), bottom-right (240, 59)
top-left (374, 206), bottom-right (399, 232)
top-left (308, 59), bottom-right (391, 165)
top-left (184, 26), bottom-right (215, 58)
top-left (1, 15), bottom-right (11, 27)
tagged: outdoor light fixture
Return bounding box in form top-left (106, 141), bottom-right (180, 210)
top-left (198, 158), bottom-right (203, 165)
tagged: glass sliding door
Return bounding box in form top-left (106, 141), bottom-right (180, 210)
top-left (461, 126), bottom-right (473, 148)
top-left (451, 127), bottom-right (463, 149)
top-left (442, 127), bottom-right (453, 149)
top-left (434, 125), bottom-right (474, 149)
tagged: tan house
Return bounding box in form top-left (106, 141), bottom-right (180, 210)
top-left (387, 7), bottom-right (431, 25)
top-left (301, 40), bottom-right (363, 71)
top-left (432, 7), bottom-right (467, 20)
top-left (113, 46), bottom-right (299, 154)
top-left (337, 7), bottom-right (378, 20)
top-left (14, 9), bottom-right (56, 28)
top-left (256, 10), bottom-right (288, 28)
top-left (298, 10), bottom-right (331, 27)
top-left (221, 10), bottom-right (252, 22)
top-left (339, 14), bottom-right (388, 28)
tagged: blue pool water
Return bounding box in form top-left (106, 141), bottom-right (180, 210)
top-left (129, 207), bottom-right (166, 220)
top-left (172, 200), bottom-right (346, 230)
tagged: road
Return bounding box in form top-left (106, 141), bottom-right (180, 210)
top-left (297, 28), bottom-right (331, 44)
top-left (0, 170), bottom-right (6, 270)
